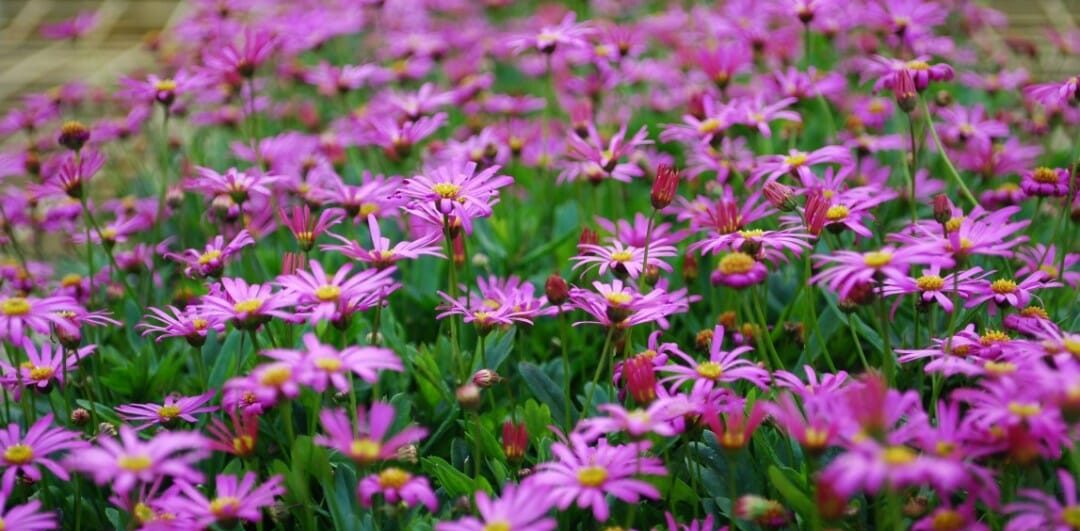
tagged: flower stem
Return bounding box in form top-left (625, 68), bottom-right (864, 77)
top-left (581, 327), bottom-right (615, 420)
top-left (874, 283), bottom-right (895, 385)
top-left (558, 310), bottom-right (573, 429)
top-left (847, 314), bottom-right (871, 372)
top-left (638, 210), bottom-right (657, 291)
top-left (442, 218), bottom-right (463, 380)
top-left (920, 97), bottom-right (977, 208)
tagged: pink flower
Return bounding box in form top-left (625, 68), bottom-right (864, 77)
top-left (811, 244), bottom-right (953, 299)
top-left (187, 167), bottom-right (278, 205)
top-left (737, 96), bottom-right (802, 138)
top-left (278, 205), bottom-right (343, 252)
top-left (436, 481), bottom-right (556, 531)
top-left (262, 333), bottom-right (402, 393)
top-left (577, 398), bottom-right (688, 441)
top-left (322, 215), bottom-right (443, 269)
top-left (0, 414), bottom-right (85, 493)
top-left (820, 440), bottom-right (967, 497)
top-left (1020, 167), bottom-right (1071, 197)
top-left (68, 426), bottom-right (207, 495)
top-left (1, 342), bottom-right (94, 396)
top-left (200, 277), bottom-right (293, 330)
top-left (40, 10), bottom-right (98, 40)
top-left (509, 12), bottom-right (594, 55)
top-left (560, 122), bottom-right (651, 184)
top-left (752, 146), bottom-right (852, 186)
top-left (164, 230), bottom-right (254, 278)
top-left (202, 28), bottom-right (277, 81)
top-left (0, 294), bottom-right (80, 345)
top-left (315, 403), bottom-right (427, 465)
top-left (1024, 76), bottom-right (1080, 108)
top-left (572, 240), bottom-right (677, 279)
top-left (882, 265), bottom-right (990, 313)
top-left (532, 433), bottom-right (665, 521)
top-left (709, 252), bottom-right (769, 288)
top-left (277, 261), bottom-right (397, 325)
top-left (869, 56), bottom-right (954, 92)
top-left (358, 468), bottom-right (438, 511)
top-left (569, 279), bottom-right (692, 330)
top-left (138, 305), bottom-right (226, 347)
top-left (398, 160), bottom-right (513, 231)
top-left (659, 325), bottom-right (770, 390)
top-left (166, 472), bottom-right (284, 527)
top-left (0, 490), bottom-right (55, 530)
top-left (1005, 469), bottom-right (1080, 530)
top-left (965, 271), bottom-right (1061, 311)
top-left (1016, 244), bottom-right (1080, 287)
top-left (116, 390), bottom-right (218, 430)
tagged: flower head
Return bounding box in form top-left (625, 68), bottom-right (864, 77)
top-left (315, 403), bottom-right (427, 465)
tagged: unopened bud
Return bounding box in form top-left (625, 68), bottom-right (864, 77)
top-left (735, 495), bottom-right (791, 528)
top-left (544, 273), bottom-right (569, 306)
top-left (70, 408), bottom-right (91, 426)
top-left (578, 227), bottom-right (599, 250)
top-left (643, 264), bottom-right (661, 286)
top-left (395, 444), bottom-right (419, 464)
top-left (456, 383), bottom-right (482, 410)
top-left (935, 90), bottom-right (952, 107)
top-left (501, 421), bottom-right (528, 462)
top-left (472, 369), bottom-right (502, 388)
top-left (763, 181), bottom-right (797, 212)
top-left (695, 329), bottom-right (714, 352)
top-left (651, 164), bottom-right (680, 210)
top-left (894, 70), bottom-right (918, 113)
top-left (58, 121), bottom-right (90, 152)
top-left (98, 422), bottom-right (117, 437)
top-left (932, 194), bottom-right (952, 225)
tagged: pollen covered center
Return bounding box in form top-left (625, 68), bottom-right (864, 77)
top-left (882, 445), bottom-right (917, 465)
top-left (198, 249), bottom-right (222, 265)
top-left (3, 444), bottom-right (34, 465)
top-left (718, 252), bottom-right (755, 275)
top-left (432, 182), bottom-right (461, 199)
top-left (118, 454), bottom-right (153, 472)
top-left (825, 205), bottom-right (849, 221)
top-left (1032, 167), bottom-right (1059, 183)
top-left (990, 279), bottom-right (1017, 294)
top-left (1, 297), bottom-right (31, 316)
top-left (377, 467), bottom-right (411, 489)
top-left (350, 438), bottom-right (382, 462)
top-left (157, 405), bottom-right (182, 421)
top-left (863, 251), bottom-right (893, 268)
top-left (577, 465), bottom-right (608, 487)
top-left (916, 275), bottom-right (945, 291)
top-left (784, 152), bottom-right (808, 168)
top-left (314, 285), bottom-right (341, 302)
top-left (695, 361), bottom-right (724, 380)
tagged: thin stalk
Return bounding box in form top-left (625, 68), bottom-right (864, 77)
top-left (804, 251), bottom-right (836, 371)
top-left (558, 310), bottom-right (573, 429)
top-left (874, 283), bottom-right (896, 385)
top-left (637, 211), bottom-right (657, 291)
top-left (581, 327), bottom-right (616, 420)
top-left (77, 195), bottom-right (139, 304)
top-left (920, 97), bottom-right (977, 207)
top-left (847, 314), bottom-right (871, 372)
top-left (442, 218), bottom-right (462, 379)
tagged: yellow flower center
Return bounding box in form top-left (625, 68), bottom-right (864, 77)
top-left (61, 273), bottom-right (82, 287)
top-left (610, 250), bottom-right (633, 262)
top-left (1020, 306), bottom-right (1049, 319)
top-left (432, 183), bottom-right (461, 199)
top-left (698, 118), bottom-right (722, 133)
top-left (259, 365), bottom-right (292, 387)
top-left (916, 275), bottom-right (945, 291)
top-left (577, 466), bottom-right (608, 487)
top-left (784, 152), bottom-right (808, 168)
top-left (944, 217), bottom-right (964, 233)
top-left (1063, 338), bottom-right (1080, 357)
top-left (906, 60), bottom-right (930, 71)
top-left (863, 251), bottom-right (893, 268)
top-left (882, 445), bottom-right (917, 465)
top-left (990, 279), bottom-right (1017, 294)
top-left (377, 467), bottom-right (411, 489)
top-left (359, 203), bottom-right (380, 217)
top-left (628, 410), bottom-right (651, 424)
top-left (984, 361), bottom-right (1017, 376)
top-left (1039, 264), bottom-right (1060, 279)
top-left (695, 361), bottom-right (723, 380)
top-left (482, 298), bottom-right (501, 310)
top-left (483, 522), bottom-right (511, 531)
top-left (605, 292), bottom-right (632, 306)
top-left (198, 249), bottom-right (222, 265)
top-left (350, 438), bottom-right (382, 462)
top-left (931, 509), bottom-right (965, 531)
top-left (154, 79), bottom-right (178, 92)
top-left (232, 299), bottom-right (263, 314)
top-left (3, 444), bottom-right (34, 465)
top-left (1062, 505), bottom-right (1080, 527)
top-left (980, 330), bottom-right (1010, 345)
top-left (133, 502), bottom-right (156, 524)
top-left (157, 405), bottom-right (182, 421)
top-left (314, 285), bottom-right (341, 302)
top-left (118, 454), bottom-right (152, 472)
top-left (1007, 402), bottom-right (1041, 418)
top-left (233, 435), bottom-right (254, 455)
top-left (193, 318), bottom-right (209, 331)
top-left (804, 428), bottom-right (828, 448)
top-left (1032, 167), bottom-right (1060, 184)
top-left (315, 357), bottom-right (342, 372)
top-left (935, 441), bottom-right (956, 457)
top-left (29, 366), bottom-right (54, 381)
top-left (738, 229), bottom-right (765, 238)
top-left (718, 252), bottom-right (756, 275)
top-left (868, 99), bottom-right (886, 114)
top-left (0, 297), bottom-right (31, 316)
top-left (825, 205), bottom-right (849, 221)
top-left (209, 496), bottom-right (241, 516)
top-left (101, 227), bottom-right (118, 241)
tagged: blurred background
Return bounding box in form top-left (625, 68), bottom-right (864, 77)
top-left (0, 0), bottom-right (1078, 113)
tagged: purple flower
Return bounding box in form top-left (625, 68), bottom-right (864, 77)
top-left (435, 481), bottom-right (556, 531)
top-left (0, 490), bottom-right (55, 530)
top-left (753, 145), bottom-right (852, 186)
top-left (40, 10), bottom-right (98, 40)
top-left (322, 215), bottom-right (443, 269)
top-left (659, 325), bottom-right (770, 390)
top-left (0, 294), bottom-right (80, 345)
top-left (1024, 76), bottom-right (1080, 108)
top-left (164, 230), bottom-right (254, 278)
top-left (276, 262), bottom-right (397, 325)
top-left (1017, 244), bottom-right (1080, 288)
top-left (116, 390), bottom-right (218, 430)
top-left (166, 472), bottom-right (284, 527)
top-left (187, 167), bottom-right (278, 205)
top-left (1, 342), bottom-right (94, 396)
top-left (358, 469), bottom-right (438, 512)
top-left (138, 305), bottom-right (226, 347)
top-left (1006, 468), bottom-right (1080, 530)
top-left (509, 13), bottom-right (594, 55)
top-left (572, 240), bottom-right (677, 279)
top-left (560, 122), bottom-right (651, 184)
top-left (869, 56), bottom-right (954, 92)
top-left (881, 266), bottom-right (990, 313)
top-left (262, 333), bottom-right (402, 393)
top-left (68, 426), bottom-right (207, 496)
top-left (201, 277), bottom-right (294, 330)
top-left (811, 244), bottom-right (953, 299)
top-left (569, 279), bottom-right (692, 330)
top-left (709, 252), bottom-right (769, 288)
top-left (532, 434), bottom-right (665, 521)
top-left (0, 414), bottom-right (85, 493)
top-left (398, 160), bottom-right (513, 230)
top-left (315, 403), bottom-right (427, 465)
top-left (1020, 167), bottom-right (1071, 197)
top-left (576, 397), bottom-right (689, 441)
top-left (965, 271), bottom-right (1061, 311)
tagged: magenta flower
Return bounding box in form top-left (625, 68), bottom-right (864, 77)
top-left (1024, 76), bottom-right (1080, 108)
top-left (954, 378), bottom-right (1069, 459)
top-left (737, 96), bottom-right (803, 138)
top-left (116, 390), bottom-right (218, 430)
top-left (1020, 167), bottom-right (1071, 197)
top-left (569, 279), bottom-right (692, 330)
top-left (361, 114), bottom-right (447, 159)
top-left (188, 167), bottom-right (278, 205)
top-left (509, 12), bottom-right (593, 55)
top-left (164, 230), bottom-right (254, 278)
top-left (315, 403), bottom-right (427, 465)
top-left (40, 10), bottom-right (98, 40)
top-left (323, 215), bottom-right (443, 269)
top-left (304, 61), bottom-right (388, 96)
top-left (596, 213), bottom-right (687, 248)
top-left (0, 414), bottom-right (85, 493)
top-left (435, 480), bottom-right (556, 531)
top-left (811, 244), bottom-right (953, 299)
top-left (223, 362), bottom-right (301, 411)
top-left (772, 365), bottom-right (849, 402)
top-left (262, 333), bottom-right (402, 393)
top-left (965, 271), bottom-right (1060, 311)
top-left (693, 43), bottom-right (752, 87)
top-left (820, 440), bottom-right (967, 498)
top-left (560, 122), bottom-right (651, 184)
top-left (572, 240), bottom-right (676, 279)
top-left (709, 252), bottom-right (769, 288)
top-left (278, 204), bottom-right (343, 252)
top-left (1, 342), bottom-right (94, 396)
top-left (200, 278), bottom-right (293, 330)
top-left (765, 392), bottom-right (840, 454)
top-left (1005, 469), bottom-right (1080, 530)
top-left (752, 145), bottom-right (852, 185)
top-left (202, 28), bottom-right (277, 81)
top-left (120, 70), bottom-right (207, 109)
top-left (0, 491), bottom-right (55, 530)
top-left (1017, 244), bottom-right (1080, 287)
top-left (881, 265), bottom-right (989, 313)
top-left (532, 433), bottom-right (664, 521)
top-left (659, 325), bottom-right (770, 390)
top-left (937, 104), bottom-right (1009, 149)
top-left (44, 149), bottom-right (105, 199)
top-left (577, 398), bottom-right (688, 441)
top-left (869, 56), bottom-right (954, 92)
top-left (0, 294), bottom-right (80, 345)
top-left (167, 472), bottom-right (284, 527)
top-left (899, 205), bottom-right (1031, 259)
top-left (660, 94), bottom-right (735, 144)
top-left (691, 227), bottom-right (811, 265)
top-left (138, 305), bottom-right (226, 347)
top-left (473, 275), bottom-right (555, 323)
top-left (68, 425), bottom-right (207, 495)
top-left (398, 160), bottom-right (513, 230)
top-left (358, 468), bottom-right (438, 512)
top-left (277, 261), bottom-right (396, 325)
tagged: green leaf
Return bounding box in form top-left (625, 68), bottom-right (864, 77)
top-left (768, 465), bottom-right (815, 518)
top-left (422, 456), bottom-right (476, 499)
top-left (521, 399), bottom-right (553, 442)
top-left (479, 328), bottom-right (515, 371)
top-left (518, 362), bottom-right (573, 425)
top-left (209, 331), bottom-right (244, 389)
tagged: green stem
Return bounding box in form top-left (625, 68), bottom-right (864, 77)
top-left (77, 195), bottom-right (139, 305)
top-left (874, 283), bottom-right (895, 385)
top-left (581, 327), bottom-right (615, 420)
top-left (442, 218), bottom-right (462, 380)
top-left (638, 211), bottom-right (657, 291)
top-left (920, 97), bottom-right (977, 208)
top-left (847, 314), bottom-right (871, 372)
top-left (558, 310), bottom-right (573, 430)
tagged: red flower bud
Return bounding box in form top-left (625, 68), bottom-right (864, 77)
top-left (544, 273), bottom-right (570, 306)
top-left (651, 164), bottom-right (680, 210)
top-left (763, 181), bottom-right (797, 212)
top-left (932, 194), bottom-right (953, 225)
top-left (803, 190), bottom-right (829, 236)
top-left (501, 421), bottom-right (528, 462)
top-left (894, 70), bottom-right (918, 113)
top-left (578, 227), bottom-right (599, 251)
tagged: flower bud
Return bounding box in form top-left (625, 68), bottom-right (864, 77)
top-left (622, 354), bottom-right (657, 405)
top-left (643, 264), bottom-right (661, 287)
top-left (544, 273), bottom-right (570, 306)
top-left (803, 190), bottom-right (829, 236)
top-left (501, 421), bottom-right (527, 462)
top-left (695, 328), bottom-right (714, 352)
top-left (932, 194), bottom-right (953, 225)
top-left (735, 495), bottom-right (791, 528)
top-left (651, 164), bottom-right (680, 209)
top-left (395, 444), bottom-right (419, 464)
top-left (452, 233), bottom-right (466, 266)
top-left (70, 407), bottom-right (91, 426)
top-left (935, 90), bottom-right (953, 107)
top-left (682, 253), bottom-right (699, 283)
top-left (472, 369), bottom-right (502, 388)
top-left (456, 383), bottom-right (482, 410)
top-left (763, 181), bottom-right (797, 212)
top-left (894, 70), bottom-right (918, 113)
top-left (98, 422), bottom-right (117, 437)
top-left (58, 121), bottom-right (90, 152)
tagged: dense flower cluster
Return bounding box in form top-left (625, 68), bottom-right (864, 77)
top-left (0, 0), bottom-right (1077, 529)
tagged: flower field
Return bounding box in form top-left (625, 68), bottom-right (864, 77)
top-left (0, 0), bottom-right (1078, 529)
